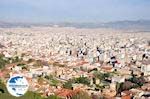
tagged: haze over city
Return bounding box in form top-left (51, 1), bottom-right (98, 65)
top-left (0, 0), bottom-right (150, 23)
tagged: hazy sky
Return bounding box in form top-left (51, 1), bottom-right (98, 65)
top-left (0, 0), bottom-right (150, 23)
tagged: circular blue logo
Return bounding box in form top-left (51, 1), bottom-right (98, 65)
top-left (6, 75), bottom-right (29, 97)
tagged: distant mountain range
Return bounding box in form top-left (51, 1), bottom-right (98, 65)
top-left (0, 20), bottom-right (150, 31)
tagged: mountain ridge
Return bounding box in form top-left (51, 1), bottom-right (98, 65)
top-left (0, 20), bottom-right (150, 31)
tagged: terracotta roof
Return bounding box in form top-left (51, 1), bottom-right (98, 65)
top-left (55, 88), bottom-right (80, 98)
top-left (121, 95), bottom-right (131, 99)
top-left (77, 60), bottom-right (89, 66)
top-left (101, 66), bottom-right (113, 71)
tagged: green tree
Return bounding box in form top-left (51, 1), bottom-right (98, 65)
top-left (0, 55), bottom-right (10, 69)
top-left (116, 82), bottom-right (124, 96)
top-left (44, 75), bottom-right (59, 86)
top-left (63, 80), bottom-right (73, 89)
top-left (93, 72), bottom-right (105, 81)
top-left (12, 56), bottom-right (21, 63)
top-left (0, 79), bottom-right (7, 93)
top-left (20, 91), bottom-right (42, 99)
top-left (28, 58), bottom-right (34, 63)
top-left (75, 77), bottom-right (90, 85)
top-left (22, 66), bottom-right (28, 70)
top-left (45, 95), bottom-right (61, 99)
top-left (103, 72), bottom-right (111, 79)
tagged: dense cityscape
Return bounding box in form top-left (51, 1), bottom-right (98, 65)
top-left (0, 27), bottom-right (150, 99)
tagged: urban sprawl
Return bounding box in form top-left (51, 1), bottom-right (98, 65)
top-left (0, 27), bottom-right (150, 99)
